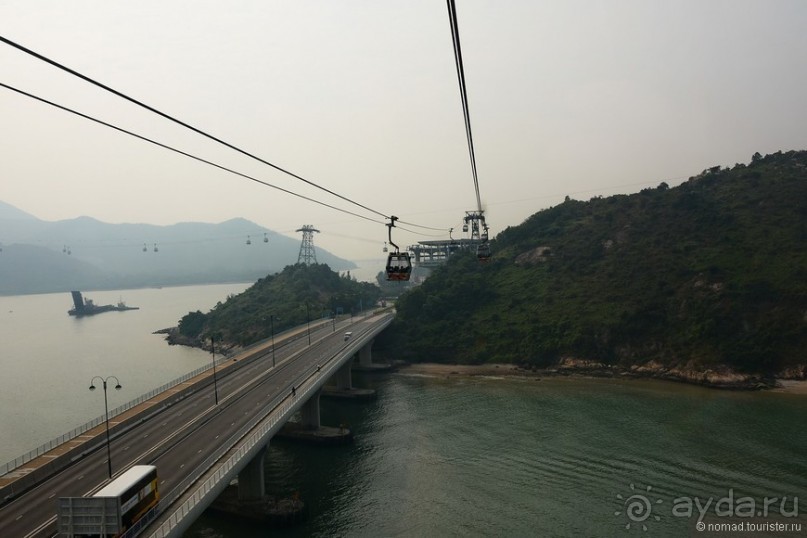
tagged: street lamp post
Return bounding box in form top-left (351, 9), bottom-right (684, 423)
top-left (210, 336), bottom-right (219, 405)
top-left (305, 302), bottom-right (311, 345)
top-left (89, 375), bottom-right (122, 479)
top-left (269, 315), bottom-right (278, 367)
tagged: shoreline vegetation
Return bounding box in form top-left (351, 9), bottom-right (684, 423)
top-left (382, 151), bottom-right (807, 389)
top-left (156, 153), bottom-right (805, 394)
top-left (395, 361), bottom-right (807, 393)
top-left (155, 325), bottom-right (805, 393)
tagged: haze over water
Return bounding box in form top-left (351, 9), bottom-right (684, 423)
top-left (2, 284), bottom-right (806, 536)
top-left (0, 283), bottom-right (250, 461)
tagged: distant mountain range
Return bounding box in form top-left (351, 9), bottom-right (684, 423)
top-left (0, 201), bottom-right (355, 295)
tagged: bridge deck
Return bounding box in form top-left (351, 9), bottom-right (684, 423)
top-left (0, 310), bottom-right (394, 538)
top-left (0, 320), bottom-right (319, 494)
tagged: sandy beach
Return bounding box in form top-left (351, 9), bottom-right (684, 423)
top-left (397, 362), bottom-right (539, 378)
top-left (772, 379), bottom-right (807, 394)
top-left (395, 362), bottom-right (807, 394)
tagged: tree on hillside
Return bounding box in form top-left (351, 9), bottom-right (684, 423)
top-left (175, 263), bottom-right (382, 348)
top-left (379, 150), bottom-right (807, 380)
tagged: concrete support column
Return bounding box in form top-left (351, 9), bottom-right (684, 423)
top-left (238, 444), bottom-right (267, 500)
top-left (358, 339), bottom-right (375, 367)
top-left (300, 389), bottom-right (321, 430)
top-left (335, 361), bottom-right (352, 390)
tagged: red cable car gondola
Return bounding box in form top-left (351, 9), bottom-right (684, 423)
top-left (385, 216), bottom-right (412, 281)
top-left (477, 242), bottom-right (491, 262)
top-left (477, 223), bottom-right (491, 261)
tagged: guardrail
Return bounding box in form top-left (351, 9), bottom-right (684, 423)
top-left (0, 321), bottom-right (314, 477)
top-left (127, 315), bottom-right (392, 537)
top-left (1, 361), bottom-right (220, 477)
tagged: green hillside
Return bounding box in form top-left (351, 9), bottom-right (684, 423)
top-left (380, 150), bottom-right (807, 383)
top-left (172, 263), bottom-right (380, 348)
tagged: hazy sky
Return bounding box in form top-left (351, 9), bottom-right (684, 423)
top-left (2, 0), bottom-right (806, 262)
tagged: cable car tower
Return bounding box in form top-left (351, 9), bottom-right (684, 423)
top-left (447, 0), bottom-right (491, 262)
top-left (296, 225), bottom-right (320, 265)
top-left (464, 210), bottom-right (490, 261)
top-left (464, 211), bottom-right (488, 242)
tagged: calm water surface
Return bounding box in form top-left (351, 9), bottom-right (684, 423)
top-left (2, 286), bottom-right (806, 536)
top-left (188, 374), bottom-right (807, 537)
top-left (0, 283), bottom-right (250, 461)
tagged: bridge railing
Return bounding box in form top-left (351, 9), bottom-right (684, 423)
top-left (0, 359), bottom-right (221, 477)
top-left (0, 322), bottom-right (310, 478)
top-left (130, 347), bottom-right (335, 537)
top-left (135, 316), bottom-right (391, 537)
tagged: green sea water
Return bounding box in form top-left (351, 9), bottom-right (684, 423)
top-left (186, 373), bottom-right (807, 537)
top-left (2, 285), bottom-right (802, 536)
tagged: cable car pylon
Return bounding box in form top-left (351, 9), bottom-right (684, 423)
top-left (447, 0), bottom-right (492, 262)
top-left (296, 225), bottom-right (320, 265)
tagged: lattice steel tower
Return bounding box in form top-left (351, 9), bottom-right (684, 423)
top-left (296, 225), bottom-right (320, 265)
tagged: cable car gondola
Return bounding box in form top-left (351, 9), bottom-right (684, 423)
top-left (387, 252), bottom-right (412, 281)
top-left (477, 222), bottom-right (491, 261)
top-left (476, 242), bottom-right (491, 262)
top-left (385, 216), bottom-right (412, 282)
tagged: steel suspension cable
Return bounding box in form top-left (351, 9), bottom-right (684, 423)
top-left (0, 81), bottom-right (385, 226)
top-left (0, 35), bottom-right (392, 221)
top-left (446, 0), bottom-right (483, 213)
top-left (1, 35), bottom-right (455, 237)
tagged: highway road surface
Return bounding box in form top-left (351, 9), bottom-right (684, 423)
top-left (0, 313), bottom-right (389, 538)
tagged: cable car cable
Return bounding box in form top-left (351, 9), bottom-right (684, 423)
top-left (395, 218), bottom-right (448, 232)
top-left (395, 225), bottom-right (448, 238)
top-left (1, 35), bottom-right (456, 237)
top-left (0, 35), bottom-right (391, 222)
top-left (1, 81), bottom-right (455, 246)
top-left (0, 81), bottom-right (386, 227)
top-left (445, 0), bottom-right (483, 213)
top-left (446, 1), bottom-right (492, 262)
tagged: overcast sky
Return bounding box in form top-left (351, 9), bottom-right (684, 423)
top-left (2, 0), bottom-right (806, 263)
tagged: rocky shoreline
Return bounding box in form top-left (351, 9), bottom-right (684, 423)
top-left (153, 327), bottom-right (242, 355)
top-left (396, 359), bottom-right (807, 392)
top-left (153, 327), bottom-right (194, 346)
top-left (155, 326), bottom-right (804, 392)
top-left (549, 357), bottom-right (778, 390)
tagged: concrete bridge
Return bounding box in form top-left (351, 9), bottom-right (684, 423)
top-left (0, 310), bottom-right (394, 537)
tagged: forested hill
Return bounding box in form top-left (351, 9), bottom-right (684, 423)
top-left (170, 263), bottom-right (380, 349)
top-left (381, 150), bottom-right (807, 385)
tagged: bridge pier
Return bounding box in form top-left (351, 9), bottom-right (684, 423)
top-left (358, 340), bottom-right (373, 367)
top-left (237, 444), bottom-right (267, 500)
top-left (277, 388), bottom-right (353, 445)
top-left (299, 389), bottom-right (321, 430)
top-left (352, 339), bottom-right (393, 372)
top-left (322, 359), bottom-right (376, 401)
top-left (336, 361), bottom-right (352, 389)
top-left (210, 442), bottom-right (305, 525)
